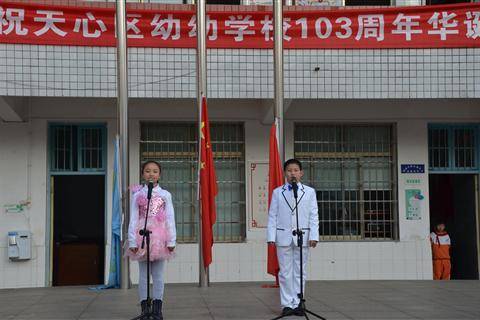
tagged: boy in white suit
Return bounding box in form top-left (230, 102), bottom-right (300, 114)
top-left (267, 159), bottom-right (319, 317)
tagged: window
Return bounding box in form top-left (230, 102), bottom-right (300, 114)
top-left (345, 0), bottom-right (390, 5)
top-left (207, 0), bottom-right (241, 4)
top-left (140, 122), bottom-right (246, 243)
top-left (51, 125), bottom-right (75, 171)
top-left (125, 0), bottom-right (189, 3)
top-left (294, 124), bottom-right (398, 241)
top-left (80, 127), bottom-right (104, 170)
top-left (259, 0), bottom-right (312, 4)
top-left (50, 124), bottom-right (106, 172)
top-left (426, 1), bottom-right (471, 5)
top-left (141, 1), bottom-right (242, 5)
top-left (429, 127), bottom-right (450, 169)
top-left (429, 125), bottom-right (478, 172)
top-left (293, 0), bottom-right (342, 5)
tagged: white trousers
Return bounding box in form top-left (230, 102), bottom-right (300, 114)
top-left (138, 259), bottom-right (166, 302)
top-left (276, 244), bottom-right (309, 309)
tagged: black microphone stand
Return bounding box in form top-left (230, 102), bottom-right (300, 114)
top-left (132, 182), bottom-right (156, 320)
top-left (272, 179), bottom-right (326, 320)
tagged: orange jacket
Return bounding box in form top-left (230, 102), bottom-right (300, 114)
top-left (430, 231), bottom-right (451, 260)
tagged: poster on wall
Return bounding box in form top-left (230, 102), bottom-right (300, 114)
top-left (249, 162), bottom-right (269, 229)
top-left (401, 164), bottom-right (425, 220)
top-left (4, 204), bottom-right (24, 213)
top-left (405, 189), bottom-right (424, 220)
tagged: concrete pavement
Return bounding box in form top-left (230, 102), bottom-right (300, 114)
top-left (0, 281), bottom-right (479, 320)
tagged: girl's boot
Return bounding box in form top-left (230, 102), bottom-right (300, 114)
top-left (152, 299), bottom-right (163, 320)
top-left (140, 299), bottom-right (148, 315)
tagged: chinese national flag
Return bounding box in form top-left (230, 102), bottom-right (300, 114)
top-left (200, 96), bottom-right (218, 268)
top-left (267, 120), bottom-right (283, 278)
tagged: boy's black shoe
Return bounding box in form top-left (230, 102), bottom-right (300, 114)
top-left (293, 306), bottom-right (305, 316)
top-left (282, 307), bottom-right (294, 316)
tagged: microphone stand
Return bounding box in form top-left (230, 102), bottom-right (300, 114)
top-left (272, 179), bottom-right (326, 320)
top-left (132, 182), bottom-right (155, 320)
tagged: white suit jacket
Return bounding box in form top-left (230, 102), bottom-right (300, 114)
top-left (267, 183), bottom-right (319, 247)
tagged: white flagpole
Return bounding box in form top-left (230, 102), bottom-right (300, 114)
top-left (274, 0), bottom-right (285, 164)
top-left (116, 0), bottom-right (130, 290)
top-left (196, 0), bottom-right (209, 288)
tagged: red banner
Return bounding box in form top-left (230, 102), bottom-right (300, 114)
top-left (200, 96), bottom-right (217, 269)
top-left (267, 120), bottom-right (283, 280)
top-left (1, 2), bottom-right (480, 48)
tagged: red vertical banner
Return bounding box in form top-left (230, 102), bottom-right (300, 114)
top-left (267, 120), bottom-right (283, 279)
top-left (200, 96), bottom-right (218, 268)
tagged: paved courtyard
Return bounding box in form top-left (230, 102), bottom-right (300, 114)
top-left (0, 281), bottom-right (479, 320)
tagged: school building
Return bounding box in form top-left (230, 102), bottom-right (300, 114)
top-left (0, 0), bottom-right (479, 289)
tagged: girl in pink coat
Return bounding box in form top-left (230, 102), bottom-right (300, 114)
top-left (126, 161), bottom-right (176, 319)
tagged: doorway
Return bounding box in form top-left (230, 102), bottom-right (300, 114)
top-left (429, 174), bottom-right (479, 279)
top-left (52, 175), bottom-right (105, 286)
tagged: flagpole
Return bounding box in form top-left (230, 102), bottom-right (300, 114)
top-left (196, 0), bottom-right (209, 288)
top-left (116, 0), bottom-right (130, 290)
top-left (274, 0), bottom-right (284, 163)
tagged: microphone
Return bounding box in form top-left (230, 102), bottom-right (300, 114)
top-left (147, 180), bottom-right (154, 199)
top-left (291, 177), bottom-right (298, 199)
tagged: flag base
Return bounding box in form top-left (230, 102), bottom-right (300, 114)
top-left (261, 283), bottom-right (280, 288)
top-left (261, 274), bottom-right (280, 288)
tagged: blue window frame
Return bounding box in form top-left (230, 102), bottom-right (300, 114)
top-left (428, 124), bottom-right (479, 173)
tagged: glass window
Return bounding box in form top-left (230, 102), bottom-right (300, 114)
top-left (426, 1), bottom-right (471, 5)
top-left (295, 124), bottom-right (397, 241)
top-left (428, 125), bottom-right (478, 172)
top-left (454, 128), bottom-right (476, 169)
top-left (80, 127), bottom-right (104, 171)
top-left (50, 124), bottom-right (105, 172)
top-left (345, 0), bottom-right (390, 5)
top-left (207, 0), bottom-right (241, 4)
top-left (123, 0), bottom-right (188, 3)
top-left (294, 0), bottom-right (342, 5)
top-left (429, 128), bottom-right (449, 169)
top-left (140, 122), bottom-right (246, 243)
top-left (51, 125), bottom-right (75, 171)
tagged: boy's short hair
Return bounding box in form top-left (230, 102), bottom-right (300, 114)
top-left (283, 158), bottom-right (303, 171)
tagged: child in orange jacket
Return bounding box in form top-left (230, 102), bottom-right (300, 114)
top-left (430, 222), bottom-right (451, 280)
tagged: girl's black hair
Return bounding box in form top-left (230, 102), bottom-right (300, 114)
top-left (283, 158), bottom-right (303, 171)
top-left (141, 160), bottom-right (162, 173)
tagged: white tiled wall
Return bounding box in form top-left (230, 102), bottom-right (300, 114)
top-left (0, 121), bottom-right (48, 288)
top-left (285, 49), bottom-right (479, 99)
top-left (1, 45), bottom-right (479, 99)
top-left (0, 246), bottom-right (46, 288)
